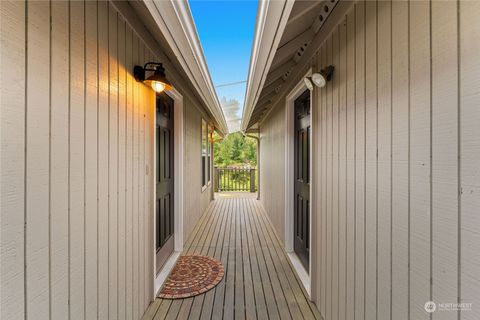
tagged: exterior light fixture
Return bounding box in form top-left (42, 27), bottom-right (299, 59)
top-left (209, 130), bottom-right (215, 143)
top-left (304, 77), bottom-right (314, 91)
top-left (304, 65), bottom-right (335, 89)
top-left (133, 62), bottom-right (172, 93)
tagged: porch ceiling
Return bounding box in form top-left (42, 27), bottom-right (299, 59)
top-left (241, 0), bottom-right (341, 132)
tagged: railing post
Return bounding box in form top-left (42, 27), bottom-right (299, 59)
top-left (220, 168), bottom-right (223, 192)
top-left (250, 168), bottom-right (255, 193)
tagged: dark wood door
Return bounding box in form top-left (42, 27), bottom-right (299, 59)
top-left (294, 89), bottom-right (310, 271)
top-left (156, 93), bottom-right (174, 274)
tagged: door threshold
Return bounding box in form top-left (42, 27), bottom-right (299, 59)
top-left (287, 252), bottom-right (310, 297)
top-left (154, 251), bottom-right (181, 296)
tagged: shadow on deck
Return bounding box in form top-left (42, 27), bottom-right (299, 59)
top-left (142, 196), bottom-right (321, 319)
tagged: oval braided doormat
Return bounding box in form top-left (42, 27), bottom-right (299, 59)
top-left (158, 255), bottom-right (225, 299)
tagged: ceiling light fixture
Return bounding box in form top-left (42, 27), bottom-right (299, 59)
top-left (134, 62), bottom-right (172, 93)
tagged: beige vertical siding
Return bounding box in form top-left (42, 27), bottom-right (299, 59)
top-left (460, 1), bottom-right (480, 319)
top-left (259, 0), bottom-right (480, 318)
top-left (0, 1), bottom-right (213, 319)
top-left (259, 105), bottom-right (286, 243)
top-left (0, 1), bottom-right (26, 319)
top-left (184, 98), bottom-right (214, 239)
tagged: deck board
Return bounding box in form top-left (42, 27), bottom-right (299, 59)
top-left (143, 196), bottom-right (321, 319)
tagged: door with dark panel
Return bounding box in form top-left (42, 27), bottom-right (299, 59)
top-left (294, 89), bottom-right (311, 271)
top-left (156, 93), bottom-right (174, 274)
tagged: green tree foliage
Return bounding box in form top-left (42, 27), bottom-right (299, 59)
top-left (213, 132), bottom-right (257, 167)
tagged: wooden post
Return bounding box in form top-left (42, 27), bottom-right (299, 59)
top-left (250, 168), bottom-right (256, 193)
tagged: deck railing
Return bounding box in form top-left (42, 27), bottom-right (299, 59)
top-left (214, 167), bottom-right (257, 192)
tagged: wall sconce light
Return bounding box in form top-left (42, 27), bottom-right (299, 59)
top-left (208, 126), bottom-right (218, 143)
top-left (304, 77), bottom-right (314, 91)
top-left (134, 62), bottom-right (172, 93)
top-left (304, 65), bottom-right (335, 89)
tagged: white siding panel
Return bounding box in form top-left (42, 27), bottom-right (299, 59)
top-left (125, 23), bottom-right (134, 320)
top-left (117, 15), bottom-right (127, 320)
top-left (69, 1), bottom-right (86, 319)
top-left (259, 0), bottom-right (480, 317)
top-left (183, 99), bottom-right (201, 238)
top-left (108, 5), bottom-right (119, 319)
top-left (431, 2), bottom-right (459, 319)
top-left (325, 34), bottom-right (333, 320)
top-left (137, 42), bottom-right (145, 317)
top-left (1, 1), bottom-right (215, 319)
top-left (138, 38), bottom-right (145, 319)
top-left (345, 9), bottom-right (356, 320)
top-left (97, 1), bottom-right (110, 318)
top-left (25, 2), bottom-right (51, 319)
top-left (460, 1), bottom-right (480, 319)
top-left (319, 43), bottom-right (328, 318)
top-left (409, 1), bottom-right (431, 318)
top-left (0, 1), bottom-right (26, 319)
top-left (391, 1), bottom-right (409, 319)
top-left (131, 32), bottom-right (139, 319)
top-left (84, 1), bottom-right (99, 317)
top-left (312, 50), bottom-right (320, 306)
top-left (364, 2), bottom-right (377, 318)
top-left (337, 18), bottom-right (347, 320)
top-left (259, 102), bottom-right (286, 243)
top-left (331, 27), bottom-right (339, 320)
top-left (50, 3), bottom-right (70, 319)
top-left (354, 2), bottom-right (366, 319)
top-left (377, 1), bottom-right (392, 319)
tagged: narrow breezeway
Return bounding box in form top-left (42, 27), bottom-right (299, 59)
top-left (142, 195), bottom-right (321, 319)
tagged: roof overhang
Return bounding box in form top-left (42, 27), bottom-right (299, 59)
top-left (242, 0), bottom-right (295, 132)
top-left (242, 0), bottom-right (352, 131)
top-left (126, 0), bottom-right (229, 134)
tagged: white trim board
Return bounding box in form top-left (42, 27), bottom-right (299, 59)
top-left (154, 252), bottom-right (181, 296)
top-left (153, 87), bottom-right (185, 296)
top-left (284, 69), bottom-right (313, 298)
top-left (287, 253), bottom-right (311, 296)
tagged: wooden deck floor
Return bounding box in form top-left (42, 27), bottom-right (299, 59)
top-left (142, 196), bottom-right (321, 320)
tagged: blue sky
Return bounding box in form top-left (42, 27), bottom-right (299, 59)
top-left (189, 0), bottom-right (258, 132)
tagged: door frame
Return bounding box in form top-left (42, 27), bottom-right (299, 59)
top-left (153, 87), bottom-right (184, 296)
top-left (284, 69), bottom-right (314, 297)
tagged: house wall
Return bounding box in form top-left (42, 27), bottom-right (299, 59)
top-left (259, 0), bottom-right (480, 319)
top-left (259, 104), bottom-right (286, 243)
top-left (0, 1), bottom-right (213, 319)
top-left (184, 95), bottom-right (214, 239)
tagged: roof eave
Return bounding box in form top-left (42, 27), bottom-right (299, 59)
top-left (241, 0), bottom-right (294, 132)
top-left (143, 0), bottom-right (229, 134)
